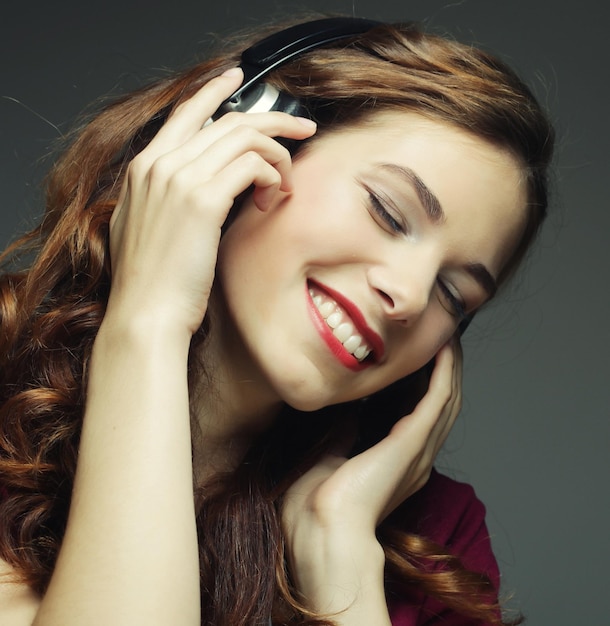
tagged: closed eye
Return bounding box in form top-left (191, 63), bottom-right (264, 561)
top-left (437, 279), bottom-right (467, 321)
top-left (364, 186), bottom-right (406, 234)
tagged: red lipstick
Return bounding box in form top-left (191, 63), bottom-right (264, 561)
top-left (306, 280), bottom-right (385, 371)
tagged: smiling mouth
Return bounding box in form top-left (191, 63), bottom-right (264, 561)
top-left (308, 285), bottom-right (374, 363)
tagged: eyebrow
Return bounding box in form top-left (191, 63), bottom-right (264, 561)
top-left (465, 263), bottom-right (498, 298)
top-left (377, 162), bottom-right (498, 299)
top-left (377, 163), bottom-right (445, 223)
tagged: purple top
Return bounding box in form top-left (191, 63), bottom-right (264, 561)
top-left (388, 469), bottom-right (501, 625)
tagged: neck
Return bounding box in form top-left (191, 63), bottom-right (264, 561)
top-left (190, 293), bottom-right (283, 484)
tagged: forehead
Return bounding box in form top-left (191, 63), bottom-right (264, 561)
top-left (301, 111), bottom-right (528, 275)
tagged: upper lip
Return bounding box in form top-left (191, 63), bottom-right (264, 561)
top-left (308, 279), bottom-right (385, 362)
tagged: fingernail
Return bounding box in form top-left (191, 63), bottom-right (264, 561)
top-left (221, 67), bottom-right (243, 78)
top-left (295, 117), bottom-right (316, 128)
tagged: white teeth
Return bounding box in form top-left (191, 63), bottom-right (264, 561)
top-left (326, 312), bottom-right (342, 329)
top-left (319, 301), bottom-right (335, 318)
top-left (309, 285), bottom-right (374, 362)
top-left (333, 322), bottom-right (354, 343)
top-left (354, 345), bottom-right (370, 361)
top-left (342, 335), bottom-right (361, 353)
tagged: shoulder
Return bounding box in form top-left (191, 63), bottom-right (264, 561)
top-left (387, 470), bottom-right (501, 626)
top-left (0, 558), bottom-right (40, 626)
top-left (404, 468), bottom-right (494, 564)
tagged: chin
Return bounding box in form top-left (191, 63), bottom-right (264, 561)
top-left (285, 396), bottom-right (339, 413)
top-left (273, 372), bottom-right (374, 413)
top-left (263, 371), bottom-right (335, 412)
top-left (276, 385), bottom-right (335, 413)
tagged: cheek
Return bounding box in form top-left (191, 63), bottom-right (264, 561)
top-left (217, 197), bottom-right (313, 321)
top-left (217, 211), bottom-right (268, 314)
top-left (385, 315), bottom-right (456, 381)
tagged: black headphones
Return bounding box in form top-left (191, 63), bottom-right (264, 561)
top-left (212, 17), bottom-right (380, 121)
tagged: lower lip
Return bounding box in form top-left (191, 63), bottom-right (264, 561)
top-left (305, 285), bottom-right (369, 372)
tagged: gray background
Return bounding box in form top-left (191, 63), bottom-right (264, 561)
top-left (1, 1), bottom-right (608, 624)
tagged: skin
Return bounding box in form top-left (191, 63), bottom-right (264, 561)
top-left (214, 112), bottom-right (526, 415)
top-left (0, 67), bottom-right (528, 625)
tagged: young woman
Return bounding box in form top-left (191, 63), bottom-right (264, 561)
top-left (0, 17), bottom-right (553, 626)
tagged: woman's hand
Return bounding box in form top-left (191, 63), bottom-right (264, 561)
top-left (282, 339), bottom-right (462, 622)
top-left (107, 68), bottom-right (317, 337)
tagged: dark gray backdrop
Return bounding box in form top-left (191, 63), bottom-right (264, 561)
top-left (2, 1), bottom-right (608, 624)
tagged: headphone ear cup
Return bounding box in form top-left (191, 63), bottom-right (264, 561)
top-left (268, 90), bottom-right (313, 153)
top-left (211, 83), bottom-right (311, 153)
top-left (213, 82), bottom-right (309, 119)
top-left (268, 90), bottom-right (310, 118)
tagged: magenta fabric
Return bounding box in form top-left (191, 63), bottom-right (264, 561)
top-left (388, 469), bottom-right (501, 625)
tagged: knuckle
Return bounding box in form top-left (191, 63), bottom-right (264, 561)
top-left (262, 163), bottom-right (282, 184)
top-left (272, 142), bottom-right (291, 163)
top-left (308, 493), bottom-right (342, 526)
top-left (279, 141), bottom-right (291, 157)
top-left (240, 150), bottom-right (263, 168)
top-left (166, 166), bottom-right (191, 191)
top-left (220, 111), bottom-right (245, 126)
top-left (127, 155), bottom-right (149, 181)
top-left (232, 123), bottom-right (260, 143)
top-left (436, 381), bottom-right (452, 405)
top-left (454, 394), bottom-right (463, 413)
top-left (182, 186), bottom-right (206, 211)
top-left (172, 98), bottom-right (191, 115)
top-left (148, 155), bottom-right (173, 181)
top-left (271, 168), bottom-right (282, 184)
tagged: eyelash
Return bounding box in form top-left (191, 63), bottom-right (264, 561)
top-left (366, 189), bottom-right (405, 234)
top-left (364, 184), bottom-right (467, 321)
top-left (437, 280), bottom-right (467, 321)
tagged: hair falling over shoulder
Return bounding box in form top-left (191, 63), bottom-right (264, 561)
top-left (0, 17), bottom-right (551, 625)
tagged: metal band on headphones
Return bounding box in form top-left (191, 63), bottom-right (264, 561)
top-left (212, 17), bottom-right (380, 120)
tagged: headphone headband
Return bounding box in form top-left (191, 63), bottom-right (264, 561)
top-left (234, 17), bottom-right (381, 101)
top-left (212, 18), bottom-right (381, 143)
top-left (213, 17), bottom-right (380, 118)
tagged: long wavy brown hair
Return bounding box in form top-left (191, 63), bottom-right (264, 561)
top-left (0, 18), bottom-right (553, 626)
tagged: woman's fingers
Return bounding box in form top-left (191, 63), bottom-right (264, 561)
top-left (143, 67), bottom-right (315, 171)
top-left (371, 339), bottom-right (462, 518)
top-left (145, 112), bottom-right (315, 193)
top-left (119, 91), bottom-right (317, 226)
top-left (115, 66), bottom-right (317, 229)
top-left (184, 150), bottom-right (284, 214)
top-left (388, 340), bottom-right (458, 447)
top-left (304, 339), bottom-right (462, 527)
top-left (152, 68), bottom-right (245, 148)
top-left (431, 339), bottom-right (462, 456)
top-left (394, 339), bottom-right (461, 454)
top-left (146, 124), bottom-right (295, 205)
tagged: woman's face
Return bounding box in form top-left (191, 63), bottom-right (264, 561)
top-left (216, 111), bottom-right (527, 411)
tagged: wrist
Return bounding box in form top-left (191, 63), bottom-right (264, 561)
top-left (96, 306), bottom-right (193, 359)
top-left (292, 529), bottom-right (387, 619)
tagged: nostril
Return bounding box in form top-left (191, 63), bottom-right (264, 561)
top-left (377, 289), bottom-right (395, 309)
top-left (375, 288), bottom-right (412, 326)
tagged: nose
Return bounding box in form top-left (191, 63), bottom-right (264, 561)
top-left (367, 259), bottom-right (435, 325)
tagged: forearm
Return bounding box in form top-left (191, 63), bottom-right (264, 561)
top-left (34, 317), bottom-right (199, 626)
